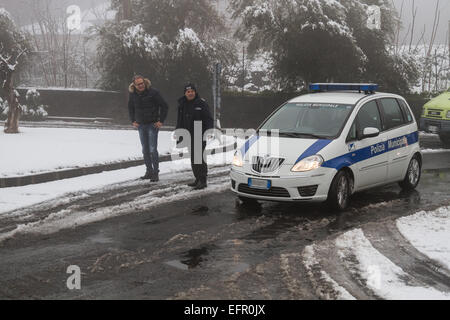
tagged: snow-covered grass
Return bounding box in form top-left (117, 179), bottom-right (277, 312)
top-left (397, 206), bottom-right (450, 270)
top-left (0, 127), bottom-right (236, 178)
top-left (0, 127), bottom-right (154, 177)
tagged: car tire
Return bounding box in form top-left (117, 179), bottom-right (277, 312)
top-left (399, 155), bottom-right (421, 191)
top-left (327, 170), bottom-right (350, 211)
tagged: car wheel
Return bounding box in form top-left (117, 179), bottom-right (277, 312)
top-left (399, 155), bottom-right (421, 191)
top-left (328, 170), bottom-right (350, 211)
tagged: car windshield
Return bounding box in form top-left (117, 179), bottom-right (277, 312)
top-left (260, 102), bottom-right (354, 138)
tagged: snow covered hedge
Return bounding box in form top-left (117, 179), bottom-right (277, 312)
top-left (0, 89), bottom-right (49, 121)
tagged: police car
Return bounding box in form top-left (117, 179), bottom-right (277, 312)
top-left (230, 83), bottom-right (422, 210)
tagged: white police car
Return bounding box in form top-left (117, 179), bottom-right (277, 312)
top-left (230, 83), bottom-right (422, 210)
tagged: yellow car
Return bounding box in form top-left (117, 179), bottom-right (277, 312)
top-left (420, 90), bottom-right (450, 147)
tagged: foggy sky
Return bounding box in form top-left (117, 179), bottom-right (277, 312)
top-left (1, 0), bottom-right (449, 44)
top-left (392, 0), bottom-right (449, 45)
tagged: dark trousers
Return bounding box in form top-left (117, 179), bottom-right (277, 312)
top-left (189, 140), bottom-right (207, 183)
top-left (138, 124), bottom-right (159, 174)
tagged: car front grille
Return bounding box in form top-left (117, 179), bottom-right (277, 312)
top-left (238, 184), bottom-right (290, 198)
top-left (427, 109), bottom-right (443, 118)
top-left (252, 156), bottom-right (285, 174)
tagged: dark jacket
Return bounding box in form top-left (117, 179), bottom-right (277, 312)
top-left (128, 78), bottom-right (169, 124)
top-left (176, 94), bottom-right (214, 134)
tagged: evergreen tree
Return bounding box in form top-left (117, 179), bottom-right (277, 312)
top-left (230, 0), bottom-right (418, 93)
top-left (96, 0), bottom-right (236, 96)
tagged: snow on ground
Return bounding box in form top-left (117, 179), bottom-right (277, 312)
top-left (0, 127), bottom-right (236, 178)
top-left (0, 127), bottom-right (161, 177)
top-left (301, 246), bottom-right (356, 300)
top-left (335, 228), bottom-right (450, 300)
top-left (421, 149), bottom-right (450, 153)
top-left (397, 206), bottom-right (450, 270)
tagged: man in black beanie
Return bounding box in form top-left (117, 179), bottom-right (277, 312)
top-left (175, 84), bottom-right (214, 190)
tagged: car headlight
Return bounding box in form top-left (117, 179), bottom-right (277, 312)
top-left (291, 155), bottom-right (324, 172)
top-left (422, 108), bottom-right (426, 116)
top-left (447, 111), bottom-right (450, 119)
top-left (232, 151), bottom-right (243, 167)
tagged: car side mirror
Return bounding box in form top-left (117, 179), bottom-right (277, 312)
top-left (362, 127), bottom-right (380, 139)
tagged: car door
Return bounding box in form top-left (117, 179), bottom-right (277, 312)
top-left (378, 98), bottom-right (410, 182)
top-left (350, 100), bottom-right (389, 189)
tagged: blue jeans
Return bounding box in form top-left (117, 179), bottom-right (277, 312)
top-left (138, 124), bottom-right (159, 174)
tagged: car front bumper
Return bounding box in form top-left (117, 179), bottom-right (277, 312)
top-left (420, 118), bottom-right (450, 135)
top-left (230, 167), bottom-right (336, 202)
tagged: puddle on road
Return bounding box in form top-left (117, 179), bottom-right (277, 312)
top-left (165, 246), bottom-right (215, 270)
top-left (190, 206), bottom-right (209, 216)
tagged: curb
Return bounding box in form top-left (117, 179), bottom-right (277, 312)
top-left (0, 142), bottom-right (238, 188)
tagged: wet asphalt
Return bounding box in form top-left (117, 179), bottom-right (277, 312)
top-left (0, 136), bottom-right (448, 300)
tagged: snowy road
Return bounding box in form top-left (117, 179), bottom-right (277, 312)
top-left (0, 151), bottom-right (449, 299)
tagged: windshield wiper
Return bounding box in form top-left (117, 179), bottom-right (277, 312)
top-left (280, 132), bottom-right (325, 139)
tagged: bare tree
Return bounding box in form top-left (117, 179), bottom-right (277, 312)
top-left (1, 45), bottom-right (28, 133)
top-left (408, 0), bottom-right (418, 52)
top-left (26, 0), bottom-right (86, 88)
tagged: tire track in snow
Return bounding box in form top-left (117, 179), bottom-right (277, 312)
top-left (334, 229), bottom-right (450, 300)
top-left (0, 167), bottom-right (231, 243)
top-left (362, 222), bottom-right (450, 292)
top-left (310, 241), bottom-right (381, 300)
top-left (302, 245), bottom-right (355, 300)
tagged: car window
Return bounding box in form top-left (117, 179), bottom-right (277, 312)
top-left (356, 100), bottom-right (382, 138)
top-left (397, 99), bottom-right (414, 123)
top-left (379, 98), bottom-right (405, 130)
top-left (260, 103), bottom-right (353, 138)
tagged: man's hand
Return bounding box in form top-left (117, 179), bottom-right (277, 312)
top-left (154, 122), bottom-right (163, 129)
top-left (132, 122), bottom-right (139, 129)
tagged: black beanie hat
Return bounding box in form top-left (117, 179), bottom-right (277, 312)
top-left (184, 83), bottom-right (197, 93)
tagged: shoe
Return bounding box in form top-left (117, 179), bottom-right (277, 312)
top-left (188, 180), bottom-right (199, 187)
top-left (193, 181), bottom-right (207, 190)
top-left (140, 171), bottom-right (152, 180)
top-left (150, 173), bottom-right (159, 182)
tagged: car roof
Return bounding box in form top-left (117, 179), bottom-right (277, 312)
top-left (288, 92), bottom-right (401, 105)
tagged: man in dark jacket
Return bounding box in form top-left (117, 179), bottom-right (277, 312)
top-left (176, 84), bottom-right (214, 190)
top-left (128, 75), bottom-right (169, 182)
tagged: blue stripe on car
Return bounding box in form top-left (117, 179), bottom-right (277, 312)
top-left (241, 135), bottom-right (261, 156)
top-left (322, 131), bottom-right (419, 170)
top-left (295, 140), bottom-right (333, 164)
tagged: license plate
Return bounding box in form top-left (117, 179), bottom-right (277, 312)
top-left (428, 125), bottom-right (439, 133)
top-left (248, 178), bottom-right (271, 190)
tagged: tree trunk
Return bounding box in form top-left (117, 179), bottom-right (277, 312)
top-left (3, 72), bottom-right (21, 134)
top-left (121, 0), bottom-right (132, 20)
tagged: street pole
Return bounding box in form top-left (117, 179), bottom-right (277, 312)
top-left (213, 62), bottom-right (222, 130)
